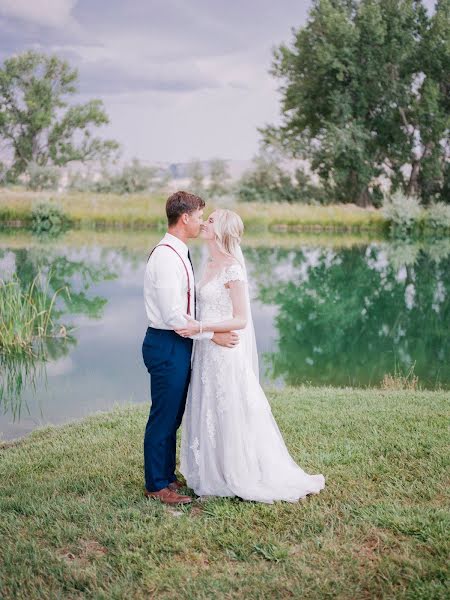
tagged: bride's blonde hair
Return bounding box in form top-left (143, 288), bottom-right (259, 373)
top-left (212, 208), bottom-right (244, 260)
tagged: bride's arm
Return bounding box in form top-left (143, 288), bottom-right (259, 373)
top-left (175, 280), bottom-right (248, 336)
top-left (203, 280), bottom-right (248, 332)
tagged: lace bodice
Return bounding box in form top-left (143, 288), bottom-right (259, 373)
top-left (197, 263), bottom-right (246, 322)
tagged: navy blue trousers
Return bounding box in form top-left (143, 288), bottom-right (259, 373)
top-left (142, 327), bottom-right (193, 492)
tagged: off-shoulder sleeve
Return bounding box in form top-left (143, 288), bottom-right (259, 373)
top-left (223, 263), bottom-right (246, 284)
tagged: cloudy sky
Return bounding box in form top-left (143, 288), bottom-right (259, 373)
top-left (0, 0), bottom-right (436, 164)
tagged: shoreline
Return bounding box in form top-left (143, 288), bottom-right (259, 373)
top-left (0, 385), bottom-right (450, 452)
top-left (0, 189), bottom-right (388, 233)
top-left (1, 384), bottom-right (448, 448)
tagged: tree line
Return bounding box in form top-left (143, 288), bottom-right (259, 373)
top-left (1, 0), bottom-right (448, 205)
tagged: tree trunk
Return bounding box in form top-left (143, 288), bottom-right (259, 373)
top-left (349, 170), bottom-right (371, 207)
top-left (406, 160), bottom-right (420, 197)
top-left (356, 187), bottom-right (371, 207)
top-left (406, 142), bottom-right (434, 198)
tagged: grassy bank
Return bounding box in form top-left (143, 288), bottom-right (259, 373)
top-left (1, 387), bottom-right (448, 599)
top-left (0, 189), bottom-right (387, 232)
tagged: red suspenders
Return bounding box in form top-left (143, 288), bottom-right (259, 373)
top-left (148, 244), bottom-right (192, 316)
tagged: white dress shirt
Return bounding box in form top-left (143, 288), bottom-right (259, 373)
top-left (144, 232), bottom-right (213, 340)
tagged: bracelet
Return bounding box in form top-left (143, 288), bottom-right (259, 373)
top-left (199, 321), bottom-right (203, 335)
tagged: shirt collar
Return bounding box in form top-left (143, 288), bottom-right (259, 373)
top-left (163, 232), bottom-right (189, 258)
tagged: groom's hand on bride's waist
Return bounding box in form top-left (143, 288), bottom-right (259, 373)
top-left (212, 332), bottom-right (239, 348)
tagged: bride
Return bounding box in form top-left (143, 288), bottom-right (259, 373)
top-left (176, 208), bottom-right (325, 503)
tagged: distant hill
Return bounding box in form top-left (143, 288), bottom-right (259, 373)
top-left (167, 160), bottom-right (252, 181)
top-left (57, 158), bottom-right (253, 187)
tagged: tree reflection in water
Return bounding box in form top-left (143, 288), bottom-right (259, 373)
top-left (246, 240), bottom-right (450, 388)
top-left (0, 246), bottom-right (117, 418)
top-left (1, 235), bottom-right (449, 425)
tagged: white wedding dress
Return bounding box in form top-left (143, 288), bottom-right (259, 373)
top-left (180, 262), bottom-right (325, 503)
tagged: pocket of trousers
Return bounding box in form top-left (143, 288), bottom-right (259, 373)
top-left (142, 334), bottom-right (175, 371)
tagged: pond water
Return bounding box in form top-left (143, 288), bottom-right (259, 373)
top-left (1, 230), bottom-right (449, 441)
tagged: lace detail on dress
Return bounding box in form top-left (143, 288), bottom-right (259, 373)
top-left (190, 437), bottom-right (200, 466)
top-left (197, 263), bottom-right (245, 324)
top-left (222, 263), bottom-right (246, 284)
top-left (206, 409), bottom-right (216, 448)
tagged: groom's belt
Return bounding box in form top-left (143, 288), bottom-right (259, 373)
top-left (147, 326), bottom-right (174, 334)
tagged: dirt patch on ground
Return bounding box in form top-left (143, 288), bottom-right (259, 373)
top-left (356, 534), bottom-right (382, 562)
top-left (57, 539), bottom-right (108, 568)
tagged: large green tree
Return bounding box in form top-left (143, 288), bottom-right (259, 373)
top-left (0, 51), bottom-right (119, 182)
top-left (263, 0), bottom-right (449, 206)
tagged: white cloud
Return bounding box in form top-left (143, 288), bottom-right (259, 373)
top-left (101, 74), bottom-right (280, 162)
top-left (0, 0), bottom-right (77, 28)
top-left (0, 0), bottom-right (310, 160)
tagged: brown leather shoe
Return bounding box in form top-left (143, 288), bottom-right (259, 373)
top-left (168, 480), bottom-right (185, 492)
top-left (144, 487), bottom-right (192, 505)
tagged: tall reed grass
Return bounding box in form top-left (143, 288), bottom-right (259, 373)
top-left (0, 271), bottom-right (68, 355)
top-left (0, 352), bottom-right (46, 419)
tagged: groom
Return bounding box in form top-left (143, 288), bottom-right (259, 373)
top-left (142, 191), bottom-right (239, 505)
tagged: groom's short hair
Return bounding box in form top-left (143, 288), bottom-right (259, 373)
top-left (166, 191), bottom-right (205, 226)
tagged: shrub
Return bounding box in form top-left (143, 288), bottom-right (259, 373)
top-left (67, 171), bottom-right (95, 192)
top-left (425, 202), bottom-right (450, 230)
top-left (26, 163), bottom-right (60, 191)
top-left (69, 159), bottom-right (168, 195)
top-left (186, 159), bottom-right (205, 196)
top-left (381, 363), bottom-right (419, 391)
top-left (381, 190), bottom-right (423, 236)
top-left (31, 201), bottom-right (68, 236)
top-left (95, 159), bottom-right (162, 194)
top-left (237, 155), bottom-right (327, 204)
top-left (206, 158), bottom-right (231, 199)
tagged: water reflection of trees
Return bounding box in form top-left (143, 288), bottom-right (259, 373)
top-left (9, 247), bottom-right (117, 319)
top-left (0, 246), bottom-right (118, 417)
top-left (245, 241), bottom-right (450, 388)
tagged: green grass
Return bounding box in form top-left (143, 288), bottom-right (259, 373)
top-left (0, 189), bottom-right (168, 229)
top-left (0, 188), bottom-right (388, 232)
top-left (1, 387), bottom-right (448, 599)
